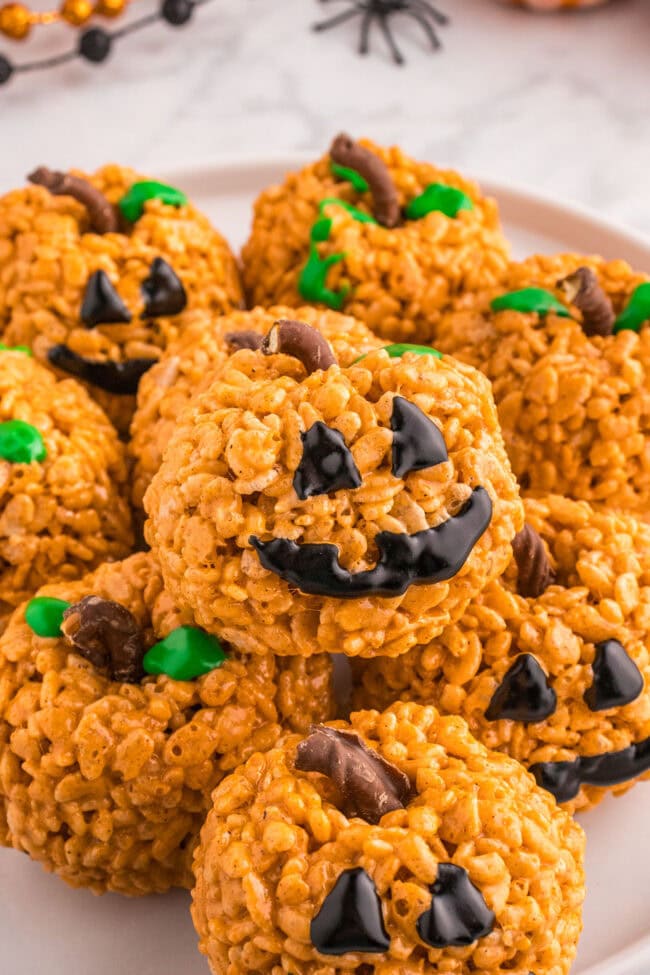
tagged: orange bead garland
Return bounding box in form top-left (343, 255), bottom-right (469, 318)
top-left (0, 0), bottom-right (132, 38)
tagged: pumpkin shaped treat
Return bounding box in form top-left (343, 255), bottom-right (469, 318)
top-left (435, 253), bottom-right (650, 517)
top-left (130, 305), bottom-right (383, 512)
top-left (0, 165), bottom-right (243, 433)
top-left (0, 551), bottom-right (333, 895)
top-left (0, 347), bottom-right (132, 632)
top-left (241, 134), bottom-right (509, 344)
top-left (144, 320), bottom-right (523, 659)
top-left (354, 494), bottom-right (650, 813)
top-left (191, 702), bottom-right (585, 975)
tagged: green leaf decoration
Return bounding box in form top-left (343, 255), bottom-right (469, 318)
top-left (354, 343), bottom-right (443, 364)
top-left (299, 243), bottom-right (349, 310)
top-left (0, 420), bottom-right (47, 463)
top-left (118, 180), bottom-right (188, 223)
top-left (330, 161), bottom-right (370, 194)
top-left (143, 626), bottom-right (227, 681)
top-left (490, 288), bottom-right (571, 317)
top-left (319, 197), bottom-right (377, 225)
top-left (405, 183), bottom-right (474, 221)
top-left (613, 283), bottom-right (650, 334)
top-left (25, 597), bottom-right (70, 637)
top-left (0, 344), bottom-right (31, 355)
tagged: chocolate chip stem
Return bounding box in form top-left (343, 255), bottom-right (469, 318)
top-left (28, 167), bottom-right (119, 235)
top-left (225, 330), bottom-right (264, 352)
top-left (557, 267), bottom-right (615, 337)
top-left (512, 523), bottom-right (556, 599)
top-left (262, 319), bottom-right (337, 374)
top-left (330, 133), bottom-right (400, 228)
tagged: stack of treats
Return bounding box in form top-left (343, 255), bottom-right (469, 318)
top-left (1, 134), bottom-right (649, 975)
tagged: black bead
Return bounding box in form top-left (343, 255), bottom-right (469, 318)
top-left (390, 396), bottom-right (448, 479)
top-left (0, 55), bottom-right (13, 86)
top-left (584, 639), bottom-right (644, 712)
top-left (161, 0), bottom-right (194, 25)
top-left (311, 867), bottom-right (389, 956)
top-left (485, 653), bottom-right (557, 724)
top-left (416, 863), bottom-right (495, 949)
top-left (79, 28), bottom-right (112, 64)
top-left (141, 257), bottom-right (187, 318)
top-left (81, 271), bottom-right (132, 327)
top-left (293, 421), bottom-right (362, 500)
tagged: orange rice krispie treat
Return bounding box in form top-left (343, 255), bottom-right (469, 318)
top-left (192, 702), bottom-right (585, 975)
top-left (0, 165), bottom-right (243, 433)
top-left (0, 347), bottom-right (132, 631)
top-left (144, 320), bottom-right (523, 659)
top-left (130, 305), bottom-right (383, 511)
top-left (435, 254), bottom-right (650, 517)
top-left (354, 494), bottom-right (650, 813)
top-left (0, 551), bottom-right (333, 895)
top-left (241, 134), bottom-right (509, 344)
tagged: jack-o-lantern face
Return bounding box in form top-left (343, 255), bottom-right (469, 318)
top-left (191, 703), bottom-right (585, 975)
top-left (354, 494), bottom-right (650, 812)
top-left (145, 320), bottom-right (523, 658)
top-left (0, 166), bottom-right (243, 432)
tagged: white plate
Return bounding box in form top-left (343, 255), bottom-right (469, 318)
top-left (2, 157), bottom-right (650, 975)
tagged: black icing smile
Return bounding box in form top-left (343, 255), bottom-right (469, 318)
top-left (250, 486), bottom-right (492, 598)
top-left (530, 738), bottom-right (650, 803)
top-left (47, 345), bottom-right (157, 395)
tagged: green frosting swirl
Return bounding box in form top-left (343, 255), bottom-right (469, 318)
top-left (330, 161), bottom-right (369, 193)
top-left (405, 183), bottom-right (474, 221)
top-left (118, 180), bottom-right (188, 223)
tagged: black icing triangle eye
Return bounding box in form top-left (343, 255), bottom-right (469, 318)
top-left (416, 863), bottom-right (495, 949)
top-left (485, 653), bottom-right (557, 723)
top-left (311, 867), bottom-right (389, 956)
top-left (294, 421), bottom-right (362, 500)
top-left (141, 257), bottom-right (187, 317)
top-left (584, 639), bottom-right (643, 712)
top-left (390, 396), bottom-right (448, 479)
top-left (81, 270), bottom-right (132, 327)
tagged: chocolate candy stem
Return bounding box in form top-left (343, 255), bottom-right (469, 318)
top-left (557, 267), bottom-right (615, 337)
top-left (512, 523), bottom-right (555, 598)
top-left (262, 319), bottom-right (337, 374)
top-left (28, 167), bottom-right (118, 235)
top-left (330, 133), bottom-right (400, 228)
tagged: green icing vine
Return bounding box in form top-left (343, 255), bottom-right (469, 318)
top-left (613, 283), bottom-right (650, 334)
top-left (490, 288), bottom-right (571, 317)
top-left (405, 183), bottom-right (474, 221)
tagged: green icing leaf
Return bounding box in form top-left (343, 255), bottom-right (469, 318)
top-left (405, 183), bottom-right (474, 221)
top-left (25, 597), bottom-right (70, 637)
top-left (490, 288), bottom-right (571, 317)
top-left (355, 343), bottom-right (442, 364)
top-left (311, 216), bottom-right (333, 243)
top-left (613, 283), bottom-right (650, 334)
top-left (330, 161), bottom-right (370, 194)
top-left (0, 420), bottom-right (47, 463)
top-left (118, 180), bottom-right (188, 223)
top-left (319, 197), bottom-right (377, 225)
top-left (299, 244), bottom-right (349, 310)
top-left (143, 626), bottom-right (227, 681)
top-left (0, 344), bottom-right (31, 355)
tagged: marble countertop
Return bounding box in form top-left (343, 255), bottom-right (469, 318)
top-left (1, 0), bottom-right (649, 242)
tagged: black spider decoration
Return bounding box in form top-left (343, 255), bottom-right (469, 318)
top-left (313, 0), bottom-right (449, 65)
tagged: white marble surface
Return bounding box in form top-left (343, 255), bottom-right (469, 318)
top-left (0, 0), bottom-right (649, 241)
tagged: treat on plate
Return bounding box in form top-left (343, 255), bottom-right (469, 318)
top-left (191, 702), bottom-right (585, 975)
top-left (130, 305), bottom-right (383, 511)
top-left (0, 551), bottom-right (334, 895)
top-left (0, 165), bottom-right (243, 432)
top-left (354, 494), bottom-right (650, 812)
top-left (0, 347), bottom-right (132, 632)
top-left (241, 134), bottom-right (509, 343)
top-left (435, 254), bottom-right (650, 517)
top-left (144, 320), bottom-right (523, 659)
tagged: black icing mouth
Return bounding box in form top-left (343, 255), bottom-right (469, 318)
top-left (250, 486), bottom-right (492, 598)
top-left (48, 344), bottom-right (157, 395)
top-left (530, 737), bottom-right (650, 803)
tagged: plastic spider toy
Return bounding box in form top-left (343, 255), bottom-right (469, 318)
top-left (313, 0), bottom-right (448, 64)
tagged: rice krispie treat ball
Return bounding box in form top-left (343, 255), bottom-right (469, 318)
top-left (241, 134), bottom-right (509, 344)
top-left (354, 494), bottom-right (650, 813)
top-left (145, 320), bottom-right (523, 659)
top-left (0, 347), bottom-right (132, 631)
top-left (0, 551), bottom-right (333, 895)
top-left (192, 702), bottom-right (585, 975)
top-left (436, 254), bottom-right (650, 517)
top-left (0, 165), bottom-right (243, 433)
top-left (130, 305), bottom-right (383, 511)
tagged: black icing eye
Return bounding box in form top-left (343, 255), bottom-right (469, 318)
top-left (485, 653), bottom-right (557, 723)
top-left (584, 639), bottom-right (643, 712)
top-left (416, 863), bottom-right (495, 948)
top-left (141, 257), bottom-right (187, 317)
top-left (293, 421), bottom-right (362, 500)
top-left (81, 270), bottom-right (132, 327)
top-left (390, 396), bottom-right (448, 479)
top-left (311, 867), bottom-right (389, 956)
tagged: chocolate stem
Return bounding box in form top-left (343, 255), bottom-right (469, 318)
top-left (225, 330), bottom-right (264, 352)
top-left (557, 267), bottom-right (615, 337)
top-left (262, 319), bottom-right (337, 374)
top-left (512, 523), bottom-right (556, 599)
top-left (61, 596), bottom-right (145, 683)
top-left (330, 133), bottom-right (400, 228)
top-left (28, 167), bottom-right (119, 235)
